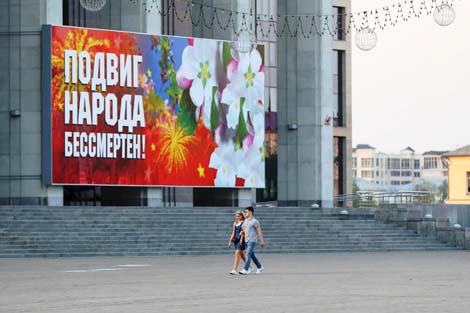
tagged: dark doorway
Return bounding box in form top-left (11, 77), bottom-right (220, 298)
top-left (193, 188), bottom-right (238, 207)
top-left (64, 186), bottom-right (145, 206)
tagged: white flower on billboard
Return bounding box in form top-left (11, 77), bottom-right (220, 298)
top-left (221, 48), bottom-right (264, 122)
top-left (238, 143), bottom-right (265, 188)
top-left (178, 38), bottom-right (218, 128)
top-left (250, 112), bottom-right (265, 150)
top-left (221, 90), bottom-right (248, 130)
top-left (209, 143), bottom-right (243, 187)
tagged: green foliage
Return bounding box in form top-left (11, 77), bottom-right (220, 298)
top-left (438, 180), bottom-right (448, 203)
top-left (154, 36), bottom-right (182, 109)
top-left (146, 89), bottom-right (166, 112)
top-left (352, 180), bottom-right (360, 208)
top-left (413, 180), bottom-right (438, 204)
top-left (210, 86), bottom-right (219, 136)
top-left (222, 42), bottom-right (232, 73)
top-left (235, 98), bottom-right (248, 149)
top-left (157, 37), bottom-right (172, 84)
top-left (165, 64), bottom-right (182, 105)
top-left (177, 90), bottom-right (197, 136)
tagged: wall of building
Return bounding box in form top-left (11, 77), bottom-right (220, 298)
top-left (332, 0), bottom-right (352, 199)
top-left (446, 156), bottom-right (470, 204)
top-left (277, 0), bottom-right (334, 207)
top-left (0, 0), bottom-right (53, 204)
top-left (421, 154), bottom-right (448, 180)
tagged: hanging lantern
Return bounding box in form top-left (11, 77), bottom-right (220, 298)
top-left (80, 0), bottom-right (107, 12)
top-left (233, 30), bottom-right (256, 54)
top-left (355, 27), bottom-right (377, 51)
top-left (433, 4), bottom-right (456, 26)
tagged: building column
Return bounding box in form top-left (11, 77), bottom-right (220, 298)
top-left (43, 0), bottom-right (64, 206)
top-left (319, 1), bottom-right (334, 208)
top-left (47, 186), bottom-right (63, 206)
top-left (277, 0), bottom-right (333, 207)
top-left (147, 188), bottom-right (163, 207)
top-left (238, 189), bottom-right (254, 207)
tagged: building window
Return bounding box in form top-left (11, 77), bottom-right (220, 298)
top-left (389, 158), bottom-right (400, 169)
top-left (401, 159), bottom-right (410, 169)
top-left (391, 171), bottom-right (400, 177)
top-left (332, 50), bottom-right (344, 127)
top-left (424, 157), bottom-right (438, 169)
top-left (402, 171), bottom-right (411, 177)
top-left (414, 159), bottom-right (420, 169)
top-left (414, 172), bottom-right (421, 177)
top-left (361, 170), bottom-right (373, 179)
top-left (333, 6), bottom-right (345, 41)
top-left (361, 158), bottom-right (373, 168)
top-left (353, 157), bottom-right (357, 168)
top-left (376, 159), bottom-right (380, 167)
top-left (334, 137), bottom-right (345, 197)
top-left (467, 172), bottom-right (470, 194)
top-left (352, 170), bottom-right (357, 177)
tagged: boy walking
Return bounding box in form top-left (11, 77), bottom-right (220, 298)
top-left (239, 206), bottom-right (265, 275)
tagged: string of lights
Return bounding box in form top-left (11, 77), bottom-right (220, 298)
top-left (80, 0), bottom-right (458, 50)
top-left (124, 0), bottom-right (457, 37)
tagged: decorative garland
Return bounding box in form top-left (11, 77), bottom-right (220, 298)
top-left (124, 0), bottom-right (457, 39)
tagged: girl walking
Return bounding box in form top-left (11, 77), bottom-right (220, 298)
top-left (228, 211), bottom-right (247, 275)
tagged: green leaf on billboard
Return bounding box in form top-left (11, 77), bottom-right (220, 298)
top-left (146, 89), bottom-right (166, 112)
top-left (236, 97), bottom-right (248, 148)
top-left (177, 89), bottom-right (197, 136)
top-left (210, 86), bottom-right (219, 136)
top-left (165, 69), bottom-right (182, 104)
top-left (222, 41), bottom-right (232, 73)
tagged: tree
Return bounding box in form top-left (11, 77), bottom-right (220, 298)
top-left (352, 180), bottom-right (360, 208)
top-left (438, 180), bottom-right (448, 203)
top-left (413, 180), bottom-right (438, 204)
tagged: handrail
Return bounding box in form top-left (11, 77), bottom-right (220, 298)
top-left (334, 190), bottom-right (435, 207)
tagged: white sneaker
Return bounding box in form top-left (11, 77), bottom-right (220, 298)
top-left (229, 269), bottom-right (237, 275)
top-left (256, 266), bottom-right (264, 274)
top-left (239, 269), bottom-right (249, 275)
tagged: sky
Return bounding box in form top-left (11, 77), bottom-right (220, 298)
top-left (351, 0), bottom-right (469, 154)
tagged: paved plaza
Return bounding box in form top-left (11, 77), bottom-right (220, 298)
top-left (1, 251), bottom-right (470, 313)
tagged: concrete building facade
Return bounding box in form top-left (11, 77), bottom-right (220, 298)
top-left (0, 0), bottom-right (351, 207)
top-left (422, 151), bottom-right (449, 180)
top-left (332, 0), bottom-right (353, 203)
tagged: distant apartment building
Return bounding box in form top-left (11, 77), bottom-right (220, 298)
top-left (352, 145), bottom-right (448, 186)
top-left (422, 151), bottom-right (449, 180)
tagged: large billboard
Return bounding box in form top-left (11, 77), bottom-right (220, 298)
top-left (42, 25), bottom-right (265, 188)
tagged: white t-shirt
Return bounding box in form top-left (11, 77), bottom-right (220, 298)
top-left (243, 217), bottom-right (260, 243)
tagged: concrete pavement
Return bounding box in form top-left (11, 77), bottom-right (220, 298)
top-left (1, 251), bottom-right (470, 313)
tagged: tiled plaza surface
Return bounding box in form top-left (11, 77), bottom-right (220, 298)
top-left (1, 251), bottom-right (469, 313)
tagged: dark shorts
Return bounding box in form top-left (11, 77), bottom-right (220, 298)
top-left (233, 241), bottom-right (246, 251)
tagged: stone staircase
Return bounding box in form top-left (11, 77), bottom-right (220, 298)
top-left (0, 206), bottom-right (460, 258)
